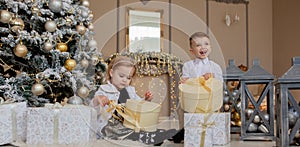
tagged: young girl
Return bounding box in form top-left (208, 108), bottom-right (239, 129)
top-left (90, 55), bottom-right (153, 139)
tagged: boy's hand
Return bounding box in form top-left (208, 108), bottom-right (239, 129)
top-left (144, 91), bottom-right (153, 101)
top-left (203, 73), bottom-right (213, 80)
top-left (179, 77), bottom-right (189, 84)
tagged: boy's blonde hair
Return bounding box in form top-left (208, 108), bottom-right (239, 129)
top-left (189, 32), bottom-right (210, 48)
top-left (107, 56), bottom-right (136, 80)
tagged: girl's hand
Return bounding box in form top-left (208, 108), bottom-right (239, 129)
top-left (94, 95), bottom-right (109, 107)
top-left (144, 91), bottom-right (153, 101)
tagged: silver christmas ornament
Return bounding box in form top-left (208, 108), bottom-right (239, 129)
top-left (253, 115), bottom-right (261, 124)
top-left (31, 83), bottom-right (45, 96)
top-left (48, 0), bottom-right (63, 13)
top-left (81, 0), bottom-right (90, 7)
top-left (67, 95), bottom-right (83, 105)
top-left (80, 58), bottom-right (89, 68)
top-left (0, 10), bottom-right (12, 23)
top-left (247, 123), bottom-right (258, 132)
top-left (88, 39), bottom-right (97, 48)
top-left (245, 109), bottom-right (254, 118)
top-left (44, 41), bottom-right (53, 51)
top-left (263, 113), bottom-right (269, 122)
top-left (77, 86), bottom-right (90, 98)
top-left (88, 23), bottom-right (94, 30)
top-left (258, 124), bottom-right (269, 133)
top-left (45, 20), bottom-right (57, 32)
top-left (224, 90), bottom-right (229, 96)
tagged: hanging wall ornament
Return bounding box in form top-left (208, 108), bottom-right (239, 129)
top-left (31, 83), bottom-right (45, 96)
top-left (64, 58), bottom-right (76, 71)
top-left (10, 18), bottom-right (25, 33)
top-left (48, 0), bottom-right (63, 13)
top-left (77, 86), bottom-right (90, 98)
top-left (14, 42), bottom-right (28, 57)
top-left (0, 10), bottom-right (12, 23)
top-left (45, 20), bottom-right (57, 32)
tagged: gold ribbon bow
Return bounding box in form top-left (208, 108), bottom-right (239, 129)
top-left (106, 100), bottom-right (143, 132)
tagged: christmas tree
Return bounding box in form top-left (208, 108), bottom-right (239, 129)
top-left (0, 0), bottom-right (106, 107)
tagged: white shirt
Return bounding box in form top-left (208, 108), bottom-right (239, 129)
top-left (182, 58), bottom-right (223, 81)
top-left (90, 81), bottom-right (143, 136)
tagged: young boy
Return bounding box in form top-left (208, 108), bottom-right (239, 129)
top-left (173, 32), bottom-right (223, 143)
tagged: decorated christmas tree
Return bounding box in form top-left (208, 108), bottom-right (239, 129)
top-left (0, 0), bottom-right (106, 107)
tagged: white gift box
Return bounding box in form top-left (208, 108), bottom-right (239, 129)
top-left (184, 125), bottom-right (213, 147)
top-left (0, 102), bottom-right (27, 145)
top-left (26, 105), bottom-right (97, 144)
top-left (184, 112), bottom-right (230, 146)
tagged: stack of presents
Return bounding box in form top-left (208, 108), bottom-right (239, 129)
top-left (0, 102), bottom-right (97, 145)
top-left (179, 77), bottom-right (230, 147)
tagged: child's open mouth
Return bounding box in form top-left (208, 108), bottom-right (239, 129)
top-left (200, 50), bottom-right (207, 56)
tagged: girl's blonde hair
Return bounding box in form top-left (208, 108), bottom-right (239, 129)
top-left (107, 56), bottom-right (136, 80)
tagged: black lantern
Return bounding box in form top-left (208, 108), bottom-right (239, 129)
top-left (240, 59), bottom-right (275, 140)
top-left (222, 59), bottom-right (245, 133)
top-left (276, 57), bottom-right (300, 147)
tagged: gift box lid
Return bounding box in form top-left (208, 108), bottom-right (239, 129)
top-left (125, 99), bottom-right (161, 113)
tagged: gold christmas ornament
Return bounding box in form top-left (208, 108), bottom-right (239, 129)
top-left (45, 20), bottom-right (57, 32)
top-left (31, 83), bottom-right (45, 96)
top-left (10, 18), bottom-right (25, 32)
top-left (76, 24), bottom-right (86, 35)
top-left (77, 86), bottom-right (90, 98)
top-left (0, 10), bottom-right (12, 23)
top-left (64, 58), bottom-right (76, 71)
top-left (14, 43), bottom-right (28, 57)
top-left (56, 42), bottom-right (68, 52)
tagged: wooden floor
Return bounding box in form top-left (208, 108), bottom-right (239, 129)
top-left (162, 134), bottom-right (276, 147)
